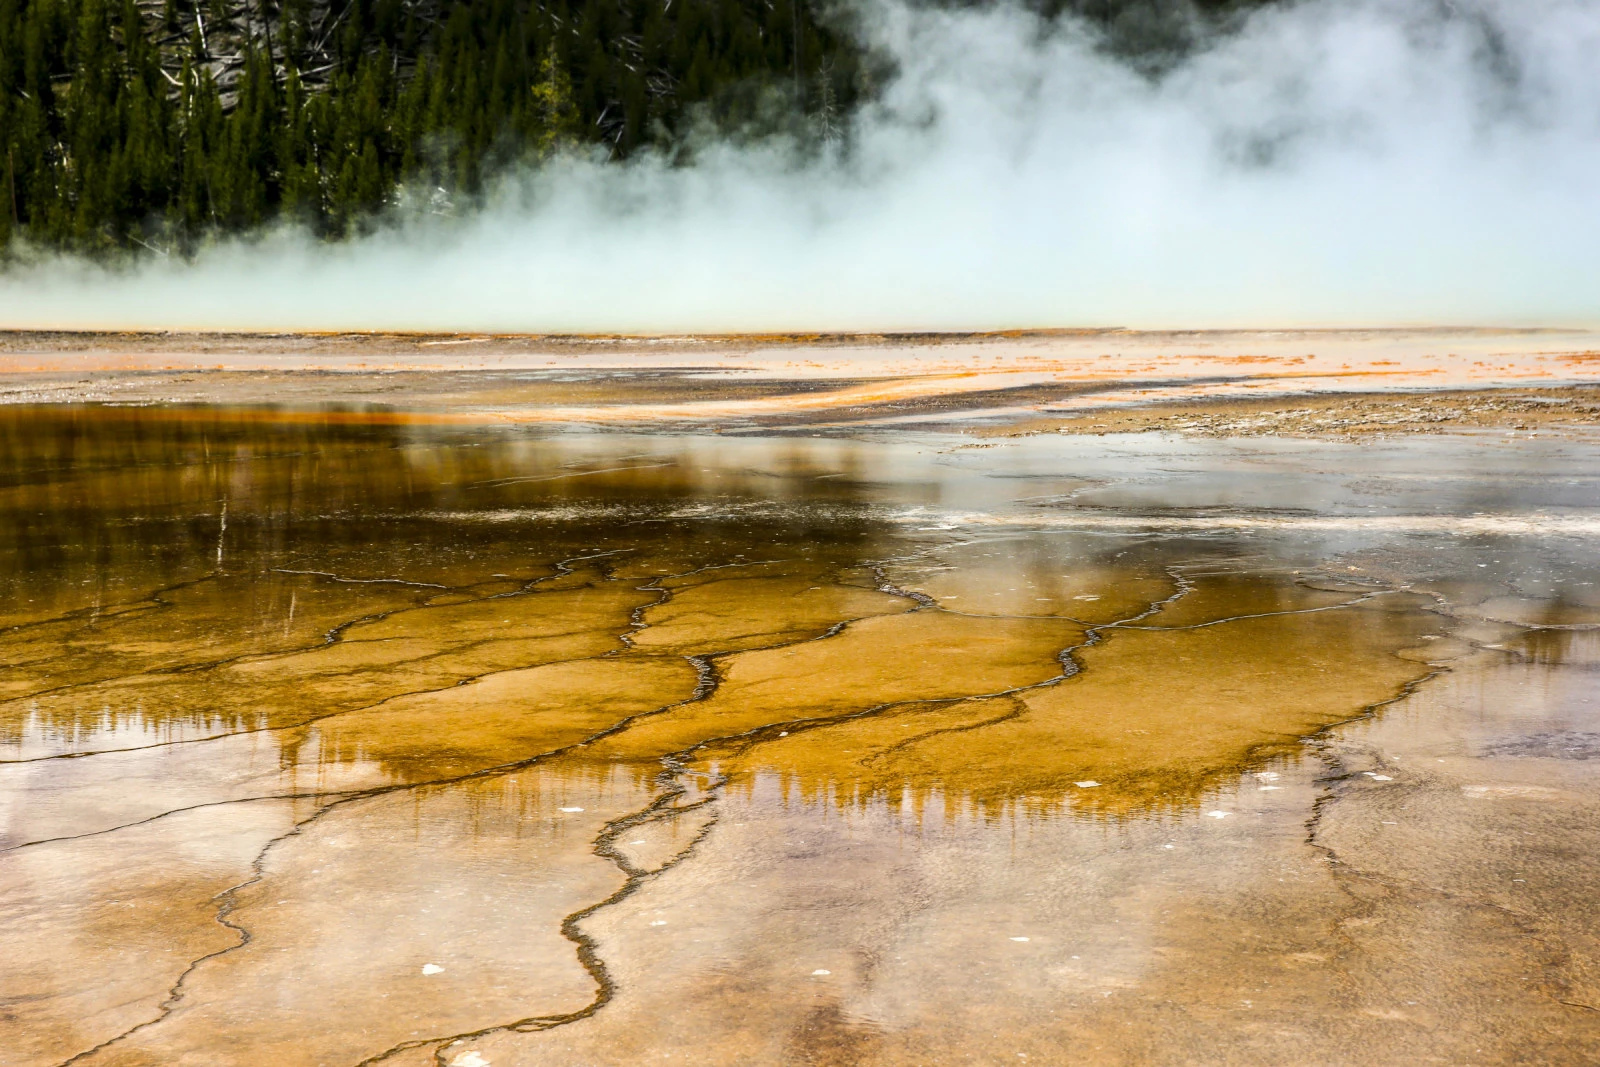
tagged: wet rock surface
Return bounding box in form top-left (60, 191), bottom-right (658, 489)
top-left (1, 407), bottom-right (1598, 1065)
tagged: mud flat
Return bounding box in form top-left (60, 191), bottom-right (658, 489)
top-left (2, 405), bottom-right (1599, 1065)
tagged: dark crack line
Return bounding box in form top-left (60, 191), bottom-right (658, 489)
top-left (0, 573), bottom-right (217, 639)
top-left (355, 793), bottom-right (725, 1067)
top-left (875, 555), bottom-right (1199, 627)
top-left (1128, 566), bottom-right (1196, 624)
top-left (270, 568), bottom-right (449, 589)
top-left (1305, 845), bottom-right (1598, 1019)
top-left (604, 556), bottom-right (803, 660)
top-left (522, 549), bottom-right (634, 590)
top-left (466, 462), bottom-right (676, 489)
top-left (647, 557), bottom-right (793, 584)
top-left (0, 579), bottom-right (438, 714)
top-left (870, 562), bottom-right (938, 607)
top-left (1, 792), bottom-right (360, 855)
top-left (610, 557), bottom-right (867, 670)
top-left (1106, 593), bottom-right (1394, 633)
top-left (613, 574), bottom-right (673, 656)
top-left (931, 608), bottom-right (1110, 623)
top-left (53, 795), bottom-right (347, 1067)
top-left (6, 549), bottom-right (633, 715)
top-left (1298, 659), bottom-right (1477, 1010)
top-left (0, 572), bottom-right (261, 705)
top-left (1300, 658), bottom-right (1600, 1025)
top-left (861, 694), bottom-right (1031, 766)
top-left (3, 551), bottom-right (655, 765)
top-left (0, 636), bottom-right (638, 768)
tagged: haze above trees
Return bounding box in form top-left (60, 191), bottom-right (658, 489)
top-left (0, 0), bottom-right (1254, 254)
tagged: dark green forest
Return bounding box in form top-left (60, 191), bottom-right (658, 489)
top-left (0, 0), bottom-right (1252, 254)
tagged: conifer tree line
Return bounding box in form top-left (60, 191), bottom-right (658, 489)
top-left (0, 0), bottom-right (1259, 254)
top-left (0, 0), bottom-right (868, 251)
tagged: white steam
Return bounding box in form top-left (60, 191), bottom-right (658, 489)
top-left (3, 0), bottom-right (1598, 332)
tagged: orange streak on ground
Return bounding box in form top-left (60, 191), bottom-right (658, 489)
top-left (4, 328), bottom-right (1600, 424)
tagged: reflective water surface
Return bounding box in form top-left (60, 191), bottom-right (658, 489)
top-left (3, 406), bottom-right (1600, 1065)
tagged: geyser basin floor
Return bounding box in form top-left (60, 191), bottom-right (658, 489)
top-left (3, 408), bottom-right (1600, 1065)
top-left (4, 327), bottom-right (1600, 434)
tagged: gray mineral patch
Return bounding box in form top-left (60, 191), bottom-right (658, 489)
top-left (1478, 731), bottom-right (1600, 760)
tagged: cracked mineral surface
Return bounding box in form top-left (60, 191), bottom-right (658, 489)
top-left (2, 405), bottom-right (1599, 1065)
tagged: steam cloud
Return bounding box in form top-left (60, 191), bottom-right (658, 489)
top-left (3, 0), bottom-right (1598, 332)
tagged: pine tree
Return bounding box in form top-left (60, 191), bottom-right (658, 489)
top-left (530, 40), bottom-right (578, 155)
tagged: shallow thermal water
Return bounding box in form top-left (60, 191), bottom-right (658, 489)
top-left (3, 406), bottom-right (1599, 1066)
